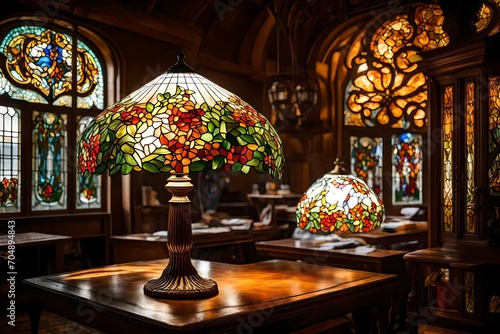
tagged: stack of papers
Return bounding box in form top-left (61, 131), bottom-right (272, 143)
top-left (381, 221), bottom-right (418, 232)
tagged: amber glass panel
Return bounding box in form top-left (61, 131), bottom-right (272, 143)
top-left (76, 116), bottom-right (101, 209)
top-left (476, 4), bottom-right (493, 32)
top-left (489, 76), bottom-right (500, 196)
top-left (465, 82), bottom-right (476, 233)
top-left (350, 136), bottom-right (383, 197)
top-left (443, 86), bottom-right (453, 232)
top-left (345, 4), bottom-right (448, 130)
top-left (465, 271), bottom-right (474, 313)
top-left (0, 106), bottom-right (21, 213)
top-left (392, 133), bottom-right (422, 205)
top-left (32, 111), bottom-right (67, 210)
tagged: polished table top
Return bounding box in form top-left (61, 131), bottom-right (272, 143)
top-left (25, 259), bottom-right (398, 333)
top-left (0, 232), bottom-right (71, 248)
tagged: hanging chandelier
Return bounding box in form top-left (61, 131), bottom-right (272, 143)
top-left (267, 0), bottom-right (318, 128)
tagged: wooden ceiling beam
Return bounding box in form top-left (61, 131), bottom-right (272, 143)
top-left (82, 4), bottom-right (205, 57)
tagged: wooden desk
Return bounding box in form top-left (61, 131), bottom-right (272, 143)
top-left (255, 238), bottom-right (409, 331)
top-left (255, 238), bottom-right (407, 274)
top-left (247, 193), bottom-right (301, 225)
top-left (336, 223), bottom-right (428, 250)
top-left (0, 232), bottom-right (71, 274)
top-left (25, 259), bottom-right (398, 334)
top-left (111, 227), bottom-right (279, 264)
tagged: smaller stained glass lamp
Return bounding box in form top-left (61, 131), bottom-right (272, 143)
top-left (296, 158), bottom-right (384, 234)
top-left (77, 51), bottom-right (284, 299)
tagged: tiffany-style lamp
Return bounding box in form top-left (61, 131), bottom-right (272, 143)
top-left (296, 158), bottom-right (384, 235)
top-left (76, 51), bottom-right (284, 299)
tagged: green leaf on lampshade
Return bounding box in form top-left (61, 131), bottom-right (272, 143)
top-left (122, 144), bottom-right (135, 154)
top-left (241, 134), bottom-right (257, 144)
top-left (146, 102), bottom-right (154, 112)
top-left (246, 158), bottom-right (260, 167)
top-left (121, 164), bottom-right (133, 174)
top-left (124, 154), bottom-right (137, 166)
top-left (201, 133), bottom-right (213, 142)
top-left (231, 162), bottom-right (243, 172)
top-left (160, 165), bottom-right (173, 173)
top-left (115, 151), bottom-right (123, 164)
top-left (143, 162), bottom-right (160, 173)
top-left (241, 165), bottom-right (250, 174)
top-left (109, 119), bottom-right (121, 131)
top-left (212, 155), bottom-right (225, 170)
top-left (207, 122), bottom-right (215, 133)
top-left (222, 140), bottom-right (231, 151)
top-left (189, 160), bottom-right (207, 172)
top-left (96, 163), bottom-right (108, 175)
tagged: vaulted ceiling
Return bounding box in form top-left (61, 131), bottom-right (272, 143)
top-left (9, 0), bottom-right (407, 79)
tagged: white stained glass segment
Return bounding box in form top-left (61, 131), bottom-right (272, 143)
top-left (0, 105), bottom-right (21, 213)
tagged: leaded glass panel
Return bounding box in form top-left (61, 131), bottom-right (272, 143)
top-left (489, 76), bottom-right (500, 196)
top-left (350, 136), bottom-right (383, 197)
top-left (344, 4), bottom-right (448, 130)
top-left (76, 40), bottom-right (104, 109)
top-left (32, 111), bottom-right (67, 210)
top-left (0, 25), bottom-right (104, 109)
top-left (465, 82), bottom-right (476, 233)
top-left (443, 86), bottom-right (453, 232)
top-left (0, 105), bottom-right (21, 213)
top-left (76, 116), bottom-right (101, 209)
top-left (392, 133), bottom-right (422, 205)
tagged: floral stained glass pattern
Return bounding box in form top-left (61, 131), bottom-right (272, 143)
top-left (443, 86), bottom-right (454, 232)
top-left (350, 136), bottom-right (383, 196)
top-left (77, 116), bottom-right (101, 209)
top-left (77, 70), bottom-right (284, 179)
top-left (32, 111), bottom-right (67, 210)
top-left (392, 133), bottom-right (422, 204)
top-left (76, 40), bottom-right (104, 109)
top-left (296, 172), bottom-right (384, 234)
top-left (345, 4), bottom-right (448, 130)
top-left (465, 82), bottom-right (476, 233)
top-left (489, 76), bottom-right (500, 196)
top-left (0, 26), bottom-right (102, 108)
top-left (0, 106), bottom-right (21, 213)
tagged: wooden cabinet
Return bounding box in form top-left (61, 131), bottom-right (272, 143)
top-left (404, 35), bottom-right (500, 333)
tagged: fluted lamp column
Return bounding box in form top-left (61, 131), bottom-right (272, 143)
top-left (76, 51), bottom-right (284, 299)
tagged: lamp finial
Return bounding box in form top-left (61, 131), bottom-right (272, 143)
top-left (167, 49), bottom-right (196, 74)
top-left (330, 157), bottom-right (349, 175)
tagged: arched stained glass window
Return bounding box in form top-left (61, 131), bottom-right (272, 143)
top-left (0, 25), bottom-right (103, 108)
top-left (0, 21), bottom-right (107, 214)
top-left (343, 4), bottom-right (448, 214)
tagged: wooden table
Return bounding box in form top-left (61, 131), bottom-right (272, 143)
top-left (336, 223), bottom-right (428, 250)
top-left (25, 259), bottom-right (398, 334)
top-left (255, 238), bottom-right (407, 274)
top-left (111, 227), bottom-right (279, 264)
top-left (0, 232), bottom-right (71, 274)
top-left (255, 238), bottom-right (409, 331)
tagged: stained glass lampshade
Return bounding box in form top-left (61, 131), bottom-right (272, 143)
top-left (296, 158), bottom-right (384, 234)
top-left (76, 51), bottom-right (284, 299)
